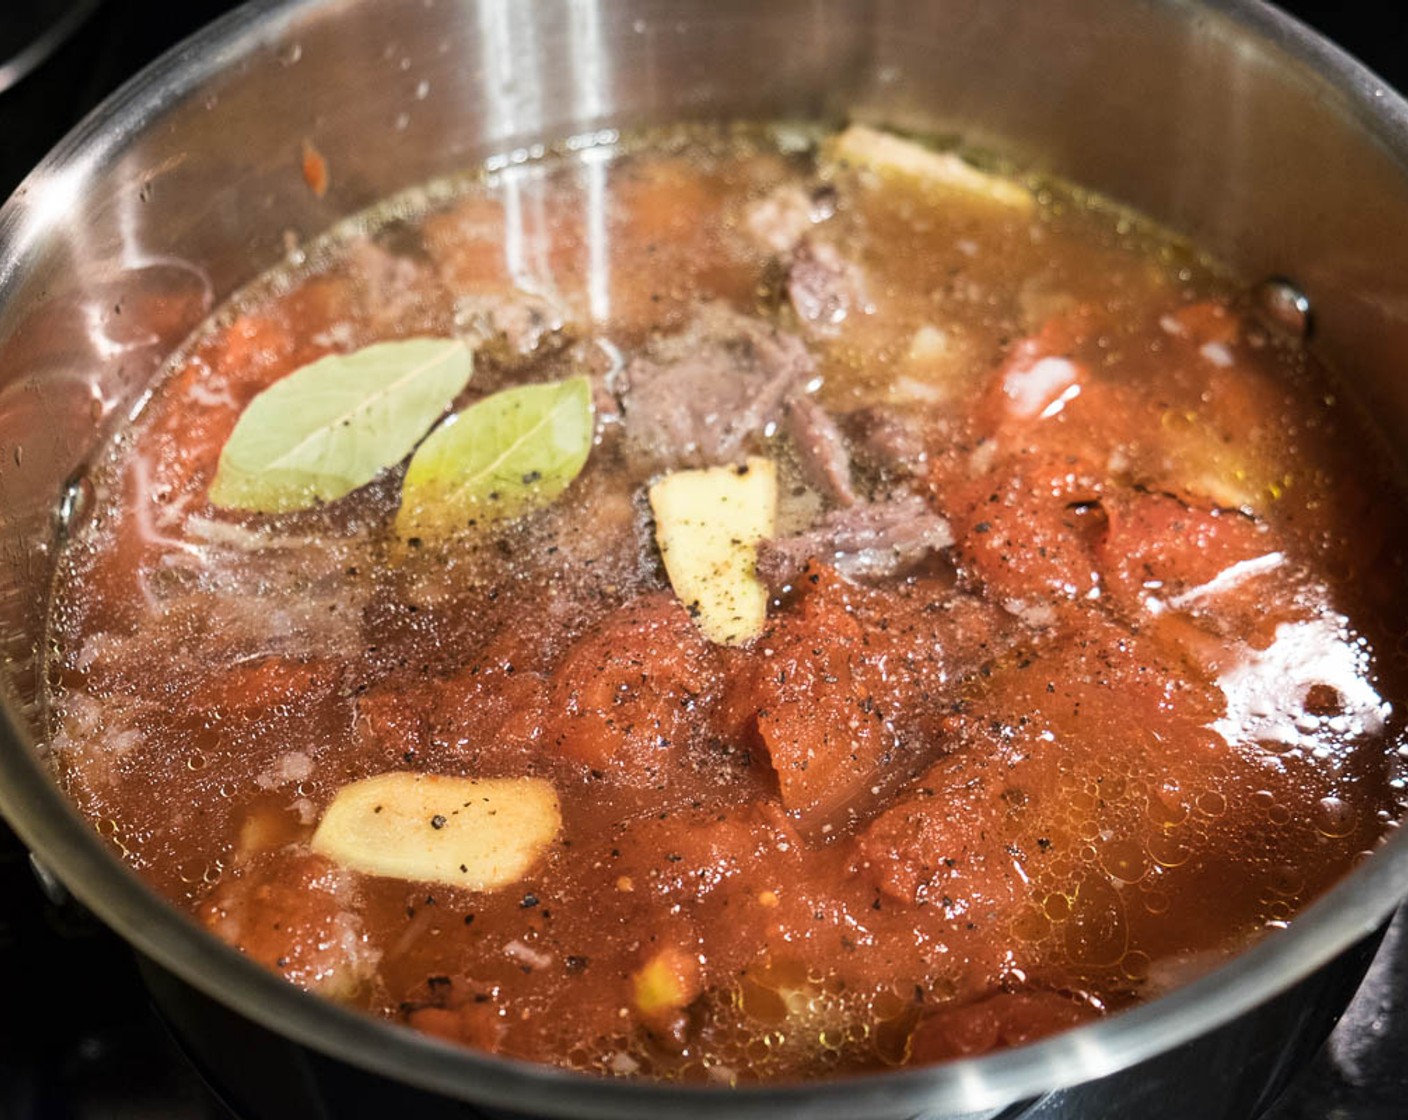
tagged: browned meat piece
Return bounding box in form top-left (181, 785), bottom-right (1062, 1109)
top-left (754, 493), bottom-right (953, 593)
top-left (786, 239), bottom-right (868, 336)
top-left (619, 304), bottom-right (815, 470)
top-left (454, 289), bottom-right (567, 360)
top-left (784, 395), bottom-right (857, 506)
top-left (846, 404), bottom-right (930, 478)
top-left (743, 182), bottom-right (838, 254)
top-left (345, 238), bottom-right (451, 338)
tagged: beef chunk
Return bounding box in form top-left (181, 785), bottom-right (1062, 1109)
top-left (345, 239), bottom-right (450, 338)
top-left (846, 405), bottom-right (929, 478)
top-left (755, 493), bottom-right (953, 593)
top-left (786, 239), bottom-right (867, 336)
top-left (454, 289), bottom-right (567, 361)
top-left (784, 395), bottom-right (857, 506)
top-left (743, 183), bottom-right (838, 254)
top-left (620, 304), bottom-right (815, 470)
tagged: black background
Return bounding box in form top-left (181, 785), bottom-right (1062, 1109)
top-left (0, 2), bottom-right (1406, 1119)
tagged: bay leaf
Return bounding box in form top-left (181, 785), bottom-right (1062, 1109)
top-left (208, 337), bottom-right (474, 513)
top-left (396, 375), bottom-right (594, 542)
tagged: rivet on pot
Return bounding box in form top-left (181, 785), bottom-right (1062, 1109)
top-left (1252, 277), bottom-right (1313, 341)
top-left (55, 469), bottom-right (94, 540)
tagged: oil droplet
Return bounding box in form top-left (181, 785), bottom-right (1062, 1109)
top-left (186, 752), bottom-right (208, 772)
top-left (1100, 838), bottom-right (1150, 883)
top-left (1010, 904), bottom-right (1052, 942)
top-left (1195, 790), bottom-right (1227, 818)
top-left (1160, 407), bottom-right (1198, 433)
top-left (871, 987), bottom-right (906, 1020)
top-left (1267, 864), bottom-right (1304, 897)
top-left (177, 859), bottom-right (208, 884)
top-left (1143, 889), bottom-right (1171, 915)
top-left (1147, 832), bottom-right (1191, 868)
top-left (1121, 950), bottom-right (1151, 981)
top-left (1064, 874), bottom-right (1128, 967)
top-left (1268, 803), bottom-right (1291, 825)
top-left (1043, 893), bottom-right (1072, 921)
top-left (1069, 789), bottom-right (1097, 813)
top-left (1314, 796), bottom-right (1355, 838)
top-left (1148, 781), bottom-right (1188, 827)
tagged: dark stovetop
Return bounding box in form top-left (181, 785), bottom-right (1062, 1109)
top-left (2, 2), bottom-right (1407, 1118)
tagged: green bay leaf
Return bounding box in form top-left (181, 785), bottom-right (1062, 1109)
top-left (209, 337), bottom-right (474, 513)
top-left (396, 375), bottom-right (594, 542)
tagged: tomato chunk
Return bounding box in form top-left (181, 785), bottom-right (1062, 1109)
top-left (910, 990), bottom-right (1098, 1061)
top-left (1094, 491), bottom-right (1274, 614)
top-left (543, 593), bottom-right (724, 779)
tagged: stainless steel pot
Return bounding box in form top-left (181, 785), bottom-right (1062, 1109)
top-left (1, 1), bottom-right (1407, 1117)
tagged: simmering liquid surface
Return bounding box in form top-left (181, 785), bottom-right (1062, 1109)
top-left (44, 126), bottom-right (1408, 1081)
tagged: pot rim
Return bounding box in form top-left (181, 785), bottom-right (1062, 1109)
top-left (1, 1), bottom-right (1407, 1116)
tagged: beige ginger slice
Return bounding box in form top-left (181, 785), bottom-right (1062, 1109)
top-left (649, 457), bottom-right (777, 646)
top-left (311, 772), bottom-right (560, 890)
top-left (829, 124), bottom-right (1035, 214)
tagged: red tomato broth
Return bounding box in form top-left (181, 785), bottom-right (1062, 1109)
top-left (42, 125), bottom-right (1408, 1082)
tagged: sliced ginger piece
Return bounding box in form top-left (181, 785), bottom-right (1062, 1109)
top-left (648, 457), bottom-right (777, 646)
top-left (311, 772), bottom-right (560, 890)
top-left (829, 124), bottom-right (1035, 214)
top-left (633, 945), bottom-right (703, 1032)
